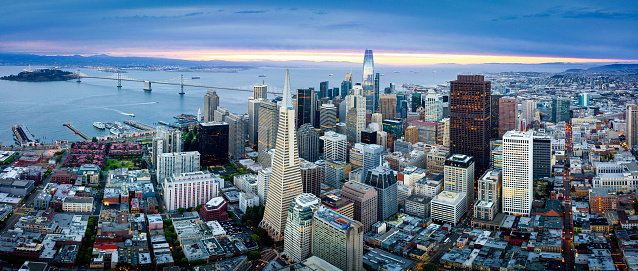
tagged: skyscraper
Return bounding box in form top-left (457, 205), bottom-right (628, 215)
top-left (258, 100), bottom-right (278, 167)
top-left (297, 124), bottom-right (321, 163)
top-left (490, 94), bottom-right (503, 140)
top-left (156, 151), bottom-right (200, 182)
top-left (247, 98), bottom-right (261, 146)
top-left (362, 49), bottom-right (375, 113)
top-left (422, 93), bottom-right (443, 122)
top-left (349, 143), bottom-right (383, 173)
top-left (345, 94), bottom-right (366, 143)
top-left (627, 104), bottom-right (638, 148)
top-left (300, 159), bottom-right (322, 197)
top-left (378, 94), bottom-right (397, 120)
top-left (320, 103), bottom-right (337, 132)
top-left (312, 206), bottom-right (364, 271)
top-left (297, 88), bottom-right (316, 129)
top-left (341, 73), bottom-right (352, 98)
top-left (254, 84), bottom-right (267, 100)
top-left (203, 89), bottom-right (219, 122)
top-left (374, 73), bottom-right (380, 112)
top-left (225, 113), bottom-right (247, 159)
top-left (502, 130), bottom-right (533, 216)
top-left (521, 100), bottom-right (536, 130)
top-left (533, 134), bottom-right (551, 180)
top-left (284, 193), bottom-right (321, 263)
top-left (320, 131), bottom-right (348, 162)
top-left (257, 167), bottom-right (272, 205)
top-left (474, 170), bottom-right (501, 221)
top-left (498, 97), bottom-right (517, 138)
top-left (404, 126), bottom-right (418, 144)
top-left (444, 154), bottom-right (475, 209)
top-left (259, 70), bottom-right (304, 241)
top-left (198, 121), bottom-right (229, 167)
top-left (364, 167), bottom-right (398, 221)
top-left (319, 81), bottom-right (329, 100)
top-left (552, 97), bottom-right (571, 123)
top-left (450, 75), bottom-right (491, 178)
top-left (578, 93), bottom-right (590, 107)
top-left (340, 181), bottom-right (378, 232)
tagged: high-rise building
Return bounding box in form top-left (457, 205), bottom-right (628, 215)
top-left (345, 94), bottom-right (366, 142)
top-left (300, 159), bottom-right (322, 197)
top-left (627, 104), bottom-right (638, 148)
top-left (422, 93), bottom-right (443, 122)
top-left (533, 134), bottom-right (551, 180)
top-left (324, 160), bottom-right (347, 189)
top-left (284, 193), bottom-right (321, 263)
top-left (394, 139), bottom-right (412, 154)
top-left (321, 194), bottom-right (354, 219)
top-left (430, 191), bottom-right (466, 226)
top-left (257, 167), bottom-right (272, 205)
top-left (259, 70), bottom-right (304, 241)
top-left (156, 151), bottom-right (200, 182)
top-left (199, 121), bottom-right (229, 167)
top-left (436, 118), bottom-right (450, 147)
top-left (371, 113), bottom-right (382, 126)
top-left (254, 84), bottom-right (267, 100)
top-left (502, 130), bottom-right (533, 216)
top-left (203, 89), bottom-right (219, 122)
top-left (297, 124), bottom-right (321, 163)
top-left (163, 171), bottom-right (223, 211)
top-left (498, 97), bottom-right (517, 138)
top-left (490, 94), bottom-right (503, 140)
top-left (361, 130), bottom-right (377, 144)
top-left (225, 113), bottom-right (247, 159)
top-left (362, 49), bottom-right (375, 113)
top-left (340, 181), bottom-right (378, 232)
top-left (376, 131), bottom-right (387, 151)
top-left (319, 81), bottom-right (329, 100)
top-left (382, 119), bottom-right (403, 138)
top-left (248, 98), bottom-right (261, 146)
top-left (374, 73), bottom-right (380, 112)
top-left (411, 93), bottom-right (422, 112)
top-left (450, 75), bottom-right (491, 178)
top-left (578, 93), bottom-right (590, 107)
top-left (349, 143), bottom-right (384, 173)
top-left (258, 100), bottom-right (278, 167)
top-left (341, 73), bottom-right (352, 98)
top-left (321, 131), bottom-right (347, 162)
top-left (444, 154), bottom-right (475, 208)
top-left (426, 146), bottom-right (449, 174)
top-left (214, 107), bottom-right (230, 122)
top-left (521, 100), bottom-right (536, 130)
top-left (552, 97), bottom-right (571, 123)
top-left (364, 167), bottom-right (398, 221)
top-left (171, 129), bottom-right (183, 153)
top-left (379, 94), bottom-right (397, 120)
top-left (312, 206), bottom-right (364, 271)
top-left (297, 88), bottom-right (316, 129)
top-left (474, 170), bottom-right (501, 221)
top-left (320, 103), bottom-right (337, 132)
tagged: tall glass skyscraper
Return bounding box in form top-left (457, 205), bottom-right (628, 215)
top-left (362, 49), bottom-right (375, 113)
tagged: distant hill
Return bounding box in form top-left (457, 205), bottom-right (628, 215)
top-left (564, 68), bottom-right (584, 73)
top-left (0, 69), bottom-right (76, 81)
top-left (587, 64), bottom-right (638, 72)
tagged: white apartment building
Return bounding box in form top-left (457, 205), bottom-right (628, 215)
top-left (414, 173), bottom-right (443, 198)
top-left (156, 151), bottom-right (200, 182)
top-left (239, 192), bottom-right (260, 213)
top-left (284, 193), bottom-right (321, 263)
top-left (234, 174), bottom-right (258, 194)
top-left (443, 154), bottom-right (475, 207)
top-left (430, 191), bottom-right (467, 226)
top-left (63, 197), bottom-right (94, 213)
top-left (163, 171), bottom-right (223, 211)
top-left (502, 130), bottom-right (533, 216)
top-left (257, 168), bottom-right (272, 205)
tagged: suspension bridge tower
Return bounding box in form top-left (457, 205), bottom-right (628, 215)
top-left (179, 74), bottom-right (185, 95)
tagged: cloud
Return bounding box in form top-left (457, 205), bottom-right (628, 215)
top-left (562, 9), bottom-right (636, 19)
top-left (235, 10), bottom-right (267, 14)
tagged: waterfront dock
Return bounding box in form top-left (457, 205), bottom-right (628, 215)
top-left (63, 124), bottom-right (90, 141)
top-left (123, 120), bottom-right (154, 131)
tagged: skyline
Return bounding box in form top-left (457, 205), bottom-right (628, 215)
top-left (1, 1), bottom-right (638, 65)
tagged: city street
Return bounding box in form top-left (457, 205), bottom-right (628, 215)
top-left (563, 170), bottom-right (575, 271)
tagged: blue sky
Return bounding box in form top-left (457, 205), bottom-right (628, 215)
top-left (1, 0), bottom-right (637, 63)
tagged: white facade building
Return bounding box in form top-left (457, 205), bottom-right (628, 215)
top-left (156, 151), bottom-right (200, 182)
top-left (321, 131), bottom-right (348, 162)
top-left (163, 171), bottom-right (222, 211)
top-left (239, 192), bottom-right (260, 213)
top-left (284, 193), bottom-right (321, 263)
top-left (430, 191), bottom-right (467, 226)
top-left (502, 130), bottom-right (533, 216)
top-left (63, 197), bottom-right (94, 213)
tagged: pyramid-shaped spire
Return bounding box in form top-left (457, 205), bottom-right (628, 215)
top-left (283, 69), bottom-right (292, 109)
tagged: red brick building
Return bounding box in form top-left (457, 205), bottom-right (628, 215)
top-left (589, 188), bottom-right (618, 214)
top-left (198, 197), bottom-right (229, 221)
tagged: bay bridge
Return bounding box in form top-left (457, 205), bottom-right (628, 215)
top-left (75, 70), bottom-right (282, 95)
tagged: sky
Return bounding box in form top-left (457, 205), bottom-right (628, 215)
top-left (1, 0), bottom-right (637, 65)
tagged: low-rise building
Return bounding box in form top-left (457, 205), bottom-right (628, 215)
top-left (62, 197), bottom-right (94, 213)
top-left (430, 191), bottom-right (466, 226)
top-left (238, 192), bottom-right (259, 213)
top-left (405, 195), bottom-right (430, 219)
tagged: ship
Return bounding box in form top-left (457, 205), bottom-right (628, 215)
top-left (329, 74), bottom-right (334, 76)
top-left (258, 75), bottom-right (266, 77)
top-left (158, 121), bottom-right (169, 126)
top-left (93, 122), bottom-right (106, 129)
top-left (121, 113), bottom-right (135, 117)
top-left (192, 76), bottom-right (200, 79)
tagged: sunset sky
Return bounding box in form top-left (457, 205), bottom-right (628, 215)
top-left (1, 0), bottom-right (637, 65)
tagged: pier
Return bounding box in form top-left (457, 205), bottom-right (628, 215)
top-left (124, 120), bottom-right (154, 131)
top-left (63, 124), bottom-right (90, 141)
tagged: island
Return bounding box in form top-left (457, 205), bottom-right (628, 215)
top-left (0, 69), bottom-right (77, 82)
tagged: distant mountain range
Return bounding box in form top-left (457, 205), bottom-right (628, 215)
top-left (586, 64), bottom-right (638, 72)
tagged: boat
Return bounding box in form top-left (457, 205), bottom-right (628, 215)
top-left (329, 74), bottom-right (334, 76)
top-left (258, 75), bottom-right (266, 77)
top-left (109, 128), bottom-right (121, 135)
top-left (158, 121), bottom-right (169, 126)
top-left (121, 113), bottom-right (135, 117)
top-left (93, 122), bottom-right (106, 129)
top-left (192, 76), bottom-right (200, 79)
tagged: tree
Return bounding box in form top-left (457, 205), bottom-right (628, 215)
top-left (177, 208), bottom-right (185, 213)
top-left (92, 137), bottom-right (98, 142)
top-left (422, 263), bottom-right (440, 271)
top-left (251, 234), bottom-right (261, 243)
top-left (196, 205), bottom-right (202, 211)
top-left (248, 251), bottom-right (262, 260)
top-left (169, 225), bottom-right (175, 231)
